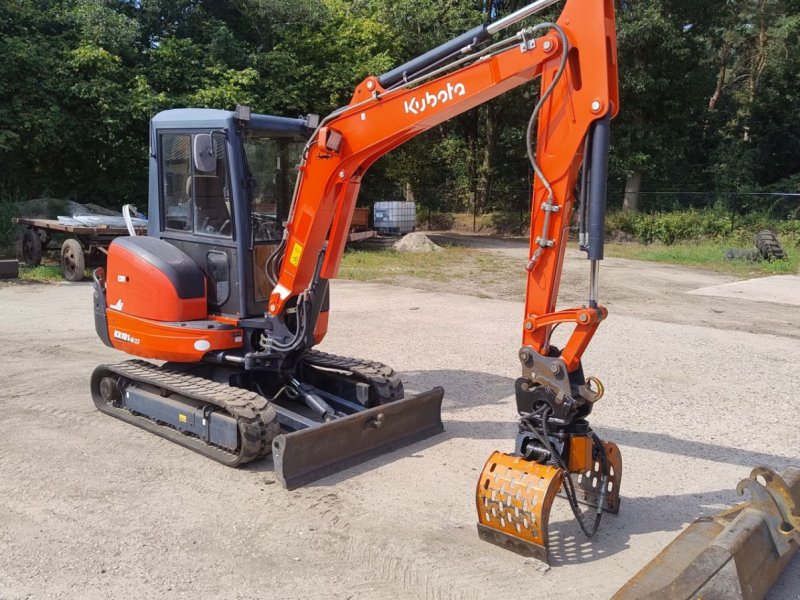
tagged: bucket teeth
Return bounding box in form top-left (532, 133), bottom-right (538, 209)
top-left (476, 451), bottom-right (564, 562)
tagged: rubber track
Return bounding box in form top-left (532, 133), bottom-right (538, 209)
top-left (300, 349), bottom-right (404, 404)
top-left (94, 360), bottom-right (280, 465)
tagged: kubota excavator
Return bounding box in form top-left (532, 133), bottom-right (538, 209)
top-left (92, 0), bottom-right (618, 555)
top-left (89, 0), bottom-right (800, 587)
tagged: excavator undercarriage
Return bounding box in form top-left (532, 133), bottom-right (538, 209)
top-left (90, 349), bottom-right (443, 487)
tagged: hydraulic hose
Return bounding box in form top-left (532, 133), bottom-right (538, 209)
top-left (521, 407), bottom-right (609, 538)
top-left (524, 22), bottom-right (569, 268)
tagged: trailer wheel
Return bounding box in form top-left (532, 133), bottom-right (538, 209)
top-left (61, 239), bottom-right (85, 281)
top-left (21, 229), bottom-right (42, 267)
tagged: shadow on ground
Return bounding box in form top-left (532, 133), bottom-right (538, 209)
top-left (244, 367), bottom-right (796, 568)
top-left (405, 369), bottom-right (797, 470)
top-left (545, 487), bottom-right (731, 566)
top-left (403, 368), bottom-right (516, 412)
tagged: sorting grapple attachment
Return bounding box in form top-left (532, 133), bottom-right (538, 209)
top-left (477, 435), bottom-right (622, 563)
top-left (614, 465), bottom-right (800, 600)
top-left (477, 452), bottom-right (564, 562)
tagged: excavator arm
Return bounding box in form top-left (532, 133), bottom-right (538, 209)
top-left (265, 0), bottom-right (617, 349)
top-left (262, 0), bottom-right (621, 561)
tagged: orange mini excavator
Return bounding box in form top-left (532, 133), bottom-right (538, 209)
top-left (92, 0), bottom-right (620, 558)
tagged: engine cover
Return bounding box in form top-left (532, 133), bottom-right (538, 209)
top-left (106, 236), bottom-right (207, 322)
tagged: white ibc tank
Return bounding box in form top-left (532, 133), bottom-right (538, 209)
top-left (373, 201), bottom-right (416, 235)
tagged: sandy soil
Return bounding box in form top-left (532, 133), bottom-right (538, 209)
top-left (0, 251), bottom-right (798, 599)
top-left (427, 233), bottom-right (800, 339)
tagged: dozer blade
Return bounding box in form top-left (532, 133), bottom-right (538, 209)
top-left (272, 386), bottom-right (444, 489)
top-left (476, 452), bottom-right (564, 563)
top-left (614, 465), bottom-right (800, 600)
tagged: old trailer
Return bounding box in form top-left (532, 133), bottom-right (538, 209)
top-left (13, 217), bottom-right (147, 282)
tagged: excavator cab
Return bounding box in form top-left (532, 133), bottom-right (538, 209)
top-left (146, 108), bottom-right (308, 319)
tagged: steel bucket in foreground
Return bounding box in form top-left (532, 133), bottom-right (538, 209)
top-left (614, 465), bottom-right (800, 600)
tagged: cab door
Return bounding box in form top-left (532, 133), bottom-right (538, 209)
top-left (241, 133), bottom-right (305, 317)
top-left (158, 130), bottom-right (239, 317)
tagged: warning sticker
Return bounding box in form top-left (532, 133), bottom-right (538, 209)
top-left (289, 242), bottom-right (303, 267)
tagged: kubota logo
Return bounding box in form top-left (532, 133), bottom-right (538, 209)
top-left (404, 82), bottom-right (467, 115)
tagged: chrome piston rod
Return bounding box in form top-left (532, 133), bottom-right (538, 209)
top-left (589, 259), bottom-right (599, 308)
top-left (486, 0), bottom-right (563, 35)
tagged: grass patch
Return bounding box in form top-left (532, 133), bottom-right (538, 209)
top-left (339, 246), bottom-right (475, 282)
top-left (606, 241), bottom-right (800, 277)
top-left (338, 244), bottom-right (521, 302)
top-left (18, 264), bottom-right (65, 282)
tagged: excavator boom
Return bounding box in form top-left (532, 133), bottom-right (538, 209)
top-left (264, 0), bottom-right (621, 562)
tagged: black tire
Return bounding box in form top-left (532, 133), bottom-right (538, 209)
top-left (753, 230), bottom-right (786, 261)
top-left (21, 229), bottom-right (42, 267)
top-left (61, 239), bottom-right (85, 281)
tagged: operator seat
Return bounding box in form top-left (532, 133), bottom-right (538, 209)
top-left (187, 175), bottom-right (231, 235)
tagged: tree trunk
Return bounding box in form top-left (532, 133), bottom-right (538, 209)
top-left (708, 42), bottom-right (730, 112)
top-left (457, 112), bottom-right (480, 215)
top-left (744, 0), bottom-right (769, 142)
top-left (404, 182), bottom-right (415, 202)
top-left (477, 103), bottom-right (498, 212)
top-left (622, 171), bottom-right (642, 212)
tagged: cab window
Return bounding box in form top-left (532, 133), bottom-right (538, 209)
top-left (161, 133), bottom-right (192, 232)
top-left (160, 131), bottom-right (233, 238)
top-left (243, 133), bottom-right (303, 243)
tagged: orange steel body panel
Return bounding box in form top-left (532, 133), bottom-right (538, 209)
top-left (567, 435), bottom-right (593, 473)
top-left (106, 310), bottom-right (243, 363)
top-left (268, 0), bottom-right (619, 373)
top-left (106, 242), bottom-right (207, 323)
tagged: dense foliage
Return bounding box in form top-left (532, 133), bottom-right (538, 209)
top-left (1, 0), bottom-right (798, 214)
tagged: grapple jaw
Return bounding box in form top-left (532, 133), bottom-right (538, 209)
top-left (477, 453), bottom-right (564, 562)
top-left (569, 439), bottom-right (623, 514)
top-left (476, 436), bottom-right (622, 563)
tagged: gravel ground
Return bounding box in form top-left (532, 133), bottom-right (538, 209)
top-left (0, 253), bottom-right (798, 599)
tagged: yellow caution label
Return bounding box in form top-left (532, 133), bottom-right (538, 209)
top-left (178, 414), bottom-right (188, 423)
top-left (289, 242), bottom-right (303, 267)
